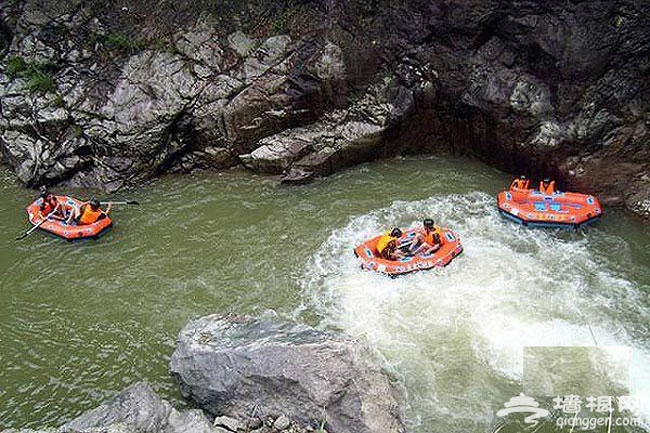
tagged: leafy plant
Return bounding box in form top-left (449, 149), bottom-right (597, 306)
top-left (26, 68), bottom-right (55, 93)
top-left (6, 56), bottom-right (28, 79)
top-left (150, 38), bottom-right (182, 56)
top-left (52, 94), bottom-right (65, 107)
top-left (316, 408), bottom-right (327, 433)
top-left (73, 125), bottom-right (84, 138)
top-left (4, 56), bottom-right (56, 93)
top-left (102, 33), bottom-right (145, 53)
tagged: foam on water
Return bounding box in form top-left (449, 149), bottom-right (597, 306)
top-left (299, 192), bottom-right (650, 431)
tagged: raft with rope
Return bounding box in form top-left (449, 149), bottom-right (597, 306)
top-left (25, 196), bottom-right (112, 241)
top-left (353, 227), bottom-right (463, 276)
top-left (497, 188), bottom-right (602, 229)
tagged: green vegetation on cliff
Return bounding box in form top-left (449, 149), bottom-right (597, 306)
top-left (5, 56), bottom-right (56, 93)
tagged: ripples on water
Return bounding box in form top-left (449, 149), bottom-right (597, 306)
top-left (299, 192), bottom-right (650, 432)
top-left (1, 159), bottom-right (649, 432)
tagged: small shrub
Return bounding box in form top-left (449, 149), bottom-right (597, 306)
top-left (73, 125), bottom-right (84, 138)
top-left (4, 56), bottom-right (56, 94)
top-left (150, 38), bottom-right (182, 56)
top-left (26, 69), bottom-right (56, 93)
top-left (316, 419), bottom-right (326, 433)
top-left (269, 6), bottom-right (299, 35)
top-left (104, 33), bottom-right (130, 50)
top-left (102, 33), bottom-right (145, 53)
top-left (52, 94), bottom-right (65, 107)
top-left (6, 56), bottom-right (28, 79)
top-left (152, 38), bottom-right (167, 51)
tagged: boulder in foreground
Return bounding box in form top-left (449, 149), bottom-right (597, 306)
top-left (170, 314), bottom-right (405, 433)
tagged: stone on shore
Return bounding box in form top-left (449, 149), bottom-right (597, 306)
top-left (63, 381), bottom-right (213, 433)
top-left (2, 382), bottom-right (213, 433)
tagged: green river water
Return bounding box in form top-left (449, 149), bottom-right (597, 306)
top-left (1, 156), bottom-right (649, 432)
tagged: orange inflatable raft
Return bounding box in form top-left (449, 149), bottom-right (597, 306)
top-left (26, 196), bottom-right (112, 241)
top-left (353, 227), bottom-right (463, 276)
top-left (497, 188), bottom-right (602, 229)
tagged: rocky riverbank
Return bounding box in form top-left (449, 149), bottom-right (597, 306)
top-left (3, 314), bottom-right (405, 433)
top-left (1, 0), bottom-right (649, 218)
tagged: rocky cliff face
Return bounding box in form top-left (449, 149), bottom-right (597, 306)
top-left (1, 0), bottom-right (649, 217)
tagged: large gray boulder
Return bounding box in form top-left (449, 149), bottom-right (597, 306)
top-left (170, 314), bottom-right (405, 433)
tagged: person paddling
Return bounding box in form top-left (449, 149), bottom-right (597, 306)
top-left (38, 191), bottom-right (66, 220)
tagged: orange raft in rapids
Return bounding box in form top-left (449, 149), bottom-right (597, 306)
top-left (497, 188), bottom-right (602, 229)
top-left (354, 227), bottom-right (463, 276)
top-left (26, 196), bottom-right (112, 241)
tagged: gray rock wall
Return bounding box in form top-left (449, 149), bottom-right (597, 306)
top-left (1, 0), bottom-right (649, 217)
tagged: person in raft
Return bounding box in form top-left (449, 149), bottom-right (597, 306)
top-left (68, 199), bottom-right (111, 225)
top-left (409, 218), bottom-right (443, 256)
top-left (510, 175), bottom-right (530, 190)
top-left (539, 177), bottom-right (556, 195)
top-left (376, 227), bottom-right (407, 261)
top-left (38, 191), bottom-right (66, 220)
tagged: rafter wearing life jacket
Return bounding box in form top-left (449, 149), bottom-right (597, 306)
top-left (539, 178), bottom-right (556, 195)
top-left (510, 175), bottom-right (530, 190)
top-left (76, 199), bottom-right (111, 225)
top-left (376, 227), bottom-right (403, 260)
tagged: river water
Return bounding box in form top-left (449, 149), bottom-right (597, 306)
top-left (1, 157), bottom-right (649, 432)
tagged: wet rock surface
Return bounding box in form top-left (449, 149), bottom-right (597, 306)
top-left (1, 382), bottom-right (345, 433)
top-left (170, 314), bottom-right (405, 433)
top-left (2, 315), bottom-right (405, 433)
top-left (1, 0), bottom-right (649, 218)
top-left (2, 381), bottom-right (214, 433)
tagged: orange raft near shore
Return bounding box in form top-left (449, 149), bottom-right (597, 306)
top-left (26, 196), bottom-right (112, 241)
top-left (353, 227), bottom-right (463, 276)
top-left (497, 187), bottom-right (603, 229)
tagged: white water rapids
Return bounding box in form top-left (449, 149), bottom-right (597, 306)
top-left (300, 192), bottom-right (650, 431)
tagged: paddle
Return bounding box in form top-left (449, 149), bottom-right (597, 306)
top-left (16, 209), bottom-right (56, 241)
top-left (99, 200), bottom-right (139, 206)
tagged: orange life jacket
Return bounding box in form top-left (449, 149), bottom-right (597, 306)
top-left (539, 181), bottom-right (556, 195)
top-left (423, 227), bottom-right (442, 246)
top-left (79, 204), bottom-right (103, 225)
top-left (510, 178), bottom-right (530, 190)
